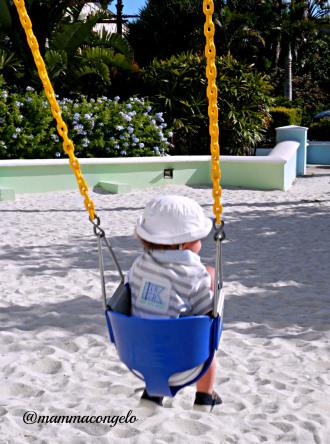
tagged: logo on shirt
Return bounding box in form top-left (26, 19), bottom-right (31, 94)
top-left (137, 275), bottom-right (171, 313)
top-left (141, 282), bottom-right (164, 305)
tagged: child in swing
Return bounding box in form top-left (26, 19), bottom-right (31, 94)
top-left (126, 194), bottom-right (222, 408)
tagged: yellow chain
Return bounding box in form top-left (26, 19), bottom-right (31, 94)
top-left (203, 0), bottom-right (222, 224)
top-left (12, 0), bottom-right (97, 221)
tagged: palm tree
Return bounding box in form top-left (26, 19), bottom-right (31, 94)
top-left (0, 0), bottom-right (136, 95)
top-left (276, 0), bottom-right (330, 99)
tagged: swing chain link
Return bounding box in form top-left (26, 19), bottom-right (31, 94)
top-left (12, 0), bottom-right (97, 222)
top-left (203, 0), bottom-right (223, 225)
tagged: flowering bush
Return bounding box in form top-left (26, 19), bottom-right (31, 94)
top-left (0, 85), bottom-right (173, 159)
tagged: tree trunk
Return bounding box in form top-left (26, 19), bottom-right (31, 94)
top-left (284, 42), bottom-right (292, 100)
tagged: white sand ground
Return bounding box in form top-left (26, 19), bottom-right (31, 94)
top-left (0, 167), bottom-right (329, 444)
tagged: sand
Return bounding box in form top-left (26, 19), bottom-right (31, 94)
top-left (0, 167), bottom-right (329, 443)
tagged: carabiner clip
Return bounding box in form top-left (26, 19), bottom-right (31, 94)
top-left (90, 215), bottom-right (105, 238)
top-left (213, 219), bottom-right (225, 242)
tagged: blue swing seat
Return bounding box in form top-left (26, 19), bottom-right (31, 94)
top-left (105, 310), bottom-right (223, 397)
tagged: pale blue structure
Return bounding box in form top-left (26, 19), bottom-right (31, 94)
top-left (307, 141), bottom-right (330, 165)
top-left (276, 125), bottom-right (308, 176)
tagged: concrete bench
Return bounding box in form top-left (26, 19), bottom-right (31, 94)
top-left (0, 188), bottom-right (15, 201)
top-left (96, 181), bottom-right (132, 194)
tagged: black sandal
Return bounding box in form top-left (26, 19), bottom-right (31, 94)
top-left (194, 391), bottom-right (222, 411)
top-left (141, 389), bottom-right (164, 406)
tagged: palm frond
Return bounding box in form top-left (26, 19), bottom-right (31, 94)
top-left (0, 49), bottom-right (22, 73)
top-left (92, 28), bottom-right (133, 60)
top-left (45, 49), bottom-right (68, 79)
top-left (81, 46), bottom-right (134, 71)
top-left (51, 12), bottom-right (107, 53)
top-left (74, 62), bottom-right (111, 84)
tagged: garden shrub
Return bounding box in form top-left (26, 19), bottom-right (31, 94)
top-left (140, 53), bottom-right (273, 155)
top-left (261, 106), bottom-right (302, 147)
top-left (308, 119), bottom-right (330, 141)
top-left (269, 107), bottom-right (302, 127)
top-left (0, 84), bottom-right (173, 159)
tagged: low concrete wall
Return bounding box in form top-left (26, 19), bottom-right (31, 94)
top-left (0, 125), bottom-right (308, 200)
top-left (271, 140), bottom-right (300, 190)
top-left (257, 140), bottom-right (330, 166)
top-left (307, 141), bottom-right (330, 165)
top-left (0, 157), bottom-right (211, 195)
top-left (0, 143), bottom-right (300, 200)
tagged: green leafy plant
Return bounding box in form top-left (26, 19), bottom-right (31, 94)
top-left (141, 53), bottom-right (273, 155)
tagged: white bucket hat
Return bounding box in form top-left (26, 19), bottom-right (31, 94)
top-left (135, 195), bottom-right (212, 245)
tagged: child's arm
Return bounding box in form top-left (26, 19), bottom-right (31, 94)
top-left (190, 265), bottom-right (215, 316)
top-left (205, 266), bottom-right (215, 292)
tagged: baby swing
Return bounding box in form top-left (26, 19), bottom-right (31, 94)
top-left (13, 0), bottom-right (225, 397)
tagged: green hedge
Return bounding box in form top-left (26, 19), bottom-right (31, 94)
top-left (261, 106), bottom-right (302, 147)
top-left (308, 119), bottom-right (330, 141)
top-left (269, 106), bottom-right (302, 127)
top-left (0, 83), bottom-right (173, 159)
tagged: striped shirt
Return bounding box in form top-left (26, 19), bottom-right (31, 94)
top-left (126, 249), bottom-right (214, 319)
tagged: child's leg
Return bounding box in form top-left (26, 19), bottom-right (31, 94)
top-left (196, 357), bottom-right (216, 394)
